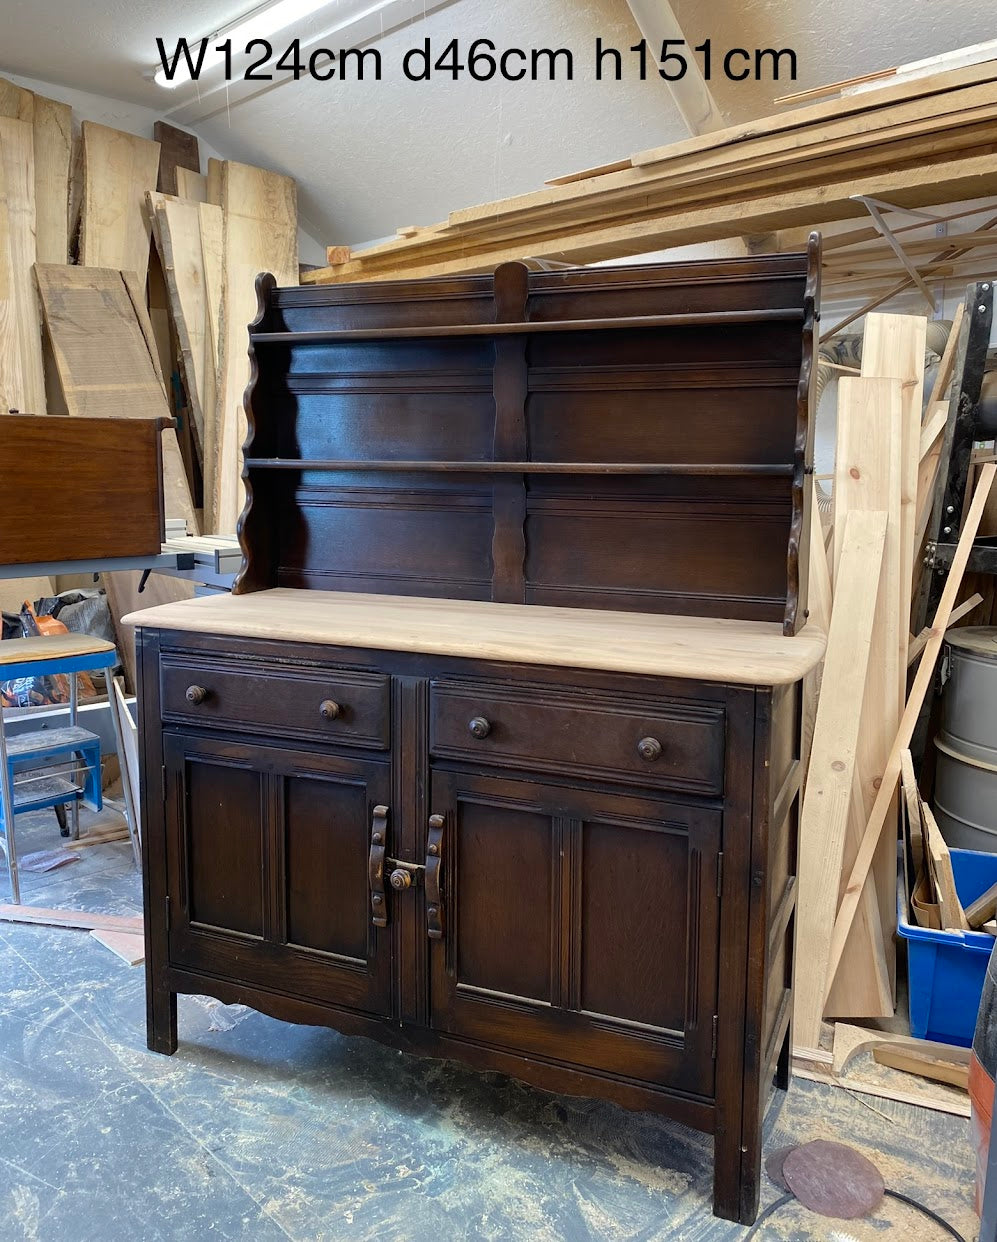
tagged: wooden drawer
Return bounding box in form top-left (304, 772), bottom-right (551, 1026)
top-left (160, 652), bottom-right (389, 749)
top-left (429, 679), bottom-right (724, 795)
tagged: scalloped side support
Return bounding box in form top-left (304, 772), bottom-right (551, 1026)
top-left (234, 271), bottom-right (278, 595)
top-left (784, 231), bottom-right (822, 637)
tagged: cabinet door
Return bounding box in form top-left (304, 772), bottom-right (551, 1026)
top-left (428, 770), bottom-right (721, 1095)
top-left (163, 733), bottom-right (391, 1018)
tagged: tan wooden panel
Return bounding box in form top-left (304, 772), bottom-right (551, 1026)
top-left (78, 121), bottom-right (160, 282)
top-left (794, 510), bottom-right (888, 1051)
top-left (212, 160), bottom-right (297, 534)
top-left (123, 587), bottom-right (826, 686)
top-left (0, 116), bottom-right (45, 416)
top-left (32, 93), bottom-right (72, 265)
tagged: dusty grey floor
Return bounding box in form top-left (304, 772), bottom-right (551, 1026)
top-left (0, 806), bottom-right (982, 1241)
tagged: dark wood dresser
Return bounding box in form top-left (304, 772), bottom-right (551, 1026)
top-left (126, 244), bottom-right (825, 1224)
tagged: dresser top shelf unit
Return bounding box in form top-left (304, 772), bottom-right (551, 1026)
top-left (123, 588), bottom-right (825, 685)
top-left (237, 242), bottom-right (820, 634)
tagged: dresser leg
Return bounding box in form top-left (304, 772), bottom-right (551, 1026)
top-left (147, 985), bottom-right (177, 1055)
top-left (713, 1113), bottom-right (762, 1224)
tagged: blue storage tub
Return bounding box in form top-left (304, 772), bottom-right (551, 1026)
top-left (898, 847), bottom-right (997, 1046)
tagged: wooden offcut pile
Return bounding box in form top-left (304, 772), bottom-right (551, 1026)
top-left (794, 299), bottom-right (996, 1057)
top-left (0, 82), bottom-right (299, 539)
top-left (302, 58), bottom-right (997, 285)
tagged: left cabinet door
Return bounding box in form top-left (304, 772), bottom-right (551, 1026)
top-left (163, 732), bottom-right (392, 1018)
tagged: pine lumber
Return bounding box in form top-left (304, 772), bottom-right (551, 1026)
top-left (78, 122), bottom-right (160, 282)
top-left (90, 928), bottom-right (144, 965)
top-left (34, 264), bottom-right (196, 531)
top-left (801, 491), bottom-right (832, 778)
top-left (212, 160), bottom-right (297, 534)
top-left (0, 117), bottom-right (46, 416)
top-left (922, 800), bottom-right (970, 930)
top-left (908, 593), bottom-right (983, 665)
top-left (153, 121), bottom-right (199, 197)
top-left (794, 509), bottom-right (888, 1052)
top-left (825, 377), bottom-right (903, 1018)
top-left (176, 168), bottom-right (208, 202)
top-left (965, 879), bottom-right (997, 928)
top-left (31, 93), bottom-right (71, 264)
top-left (827, 463), bottom-right (997, 991)
top-left (872, 1044), bottom-right (969, 1091)
top-left (303, 153), bottom-right (997, 284)
top-left (0, 905), bottom-right (142, 932)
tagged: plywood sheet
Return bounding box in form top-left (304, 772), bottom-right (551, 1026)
top-left (0, 116), bottom-right (46, 415)
top-left (212, 160), bottom-right (297, 533)
top-left (78, 122), bottom-right (160, 282)
top-left (35, 264), bottom-right (195, 530)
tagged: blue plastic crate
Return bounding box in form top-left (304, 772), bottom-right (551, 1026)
top-left (898, 847), bottom-right (997, 1046)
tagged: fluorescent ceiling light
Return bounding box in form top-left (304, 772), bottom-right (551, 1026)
top-left (153, 0), bottom-right (336, 88)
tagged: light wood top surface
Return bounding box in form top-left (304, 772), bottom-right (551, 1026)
top-left (0, 633), bottom-right (116, 668)
top-left (124, 589), bottom-right (825, 686)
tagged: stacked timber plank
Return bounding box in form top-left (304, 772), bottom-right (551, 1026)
top-left (794, 300), bottom-right (997, 1054)
top-left (303, 59), bottom-right (997, 284)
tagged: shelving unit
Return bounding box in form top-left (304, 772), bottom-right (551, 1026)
top-left (238, 250), bottom-right (819, 631)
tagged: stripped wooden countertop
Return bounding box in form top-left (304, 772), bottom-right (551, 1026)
top-left (124, 588), bottom-right (825, 686)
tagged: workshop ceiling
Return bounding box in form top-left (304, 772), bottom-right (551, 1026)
top-left (2, 0), bottom-right (996, 247)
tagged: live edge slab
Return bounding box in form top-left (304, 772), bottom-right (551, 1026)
top-left (127, 248), bottom-right (822, 1225)
top-left (125, 589), bottom-right (824, 1224)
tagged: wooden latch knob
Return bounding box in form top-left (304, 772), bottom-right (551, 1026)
top-left (637, 736), bottom-right (662, 762)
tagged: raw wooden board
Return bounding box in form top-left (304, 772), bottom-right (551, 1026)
top-left (825, 377), bottom-right (903, 1020)
top-left (828, 463), bottom-right (997, 987)
top-left (794, 510), bottom-right (888, 1053)
top-left (34, 264), bottom-right (195, 531)
top-left (175, 168), bottom-right (208, 202)
top-left (148, 192), bottom-right (223, 463)
top-left (801, 491), bottom-right (832, 778)
top-left (90, 928), bottom-right (144, 965)
top-left (922, 801), bottom-right (970, 930)
top-left (0, 77), bottom-right (34, 120)
top-left (303, 153), bottom-right (997, 283)
top-left (78, 122), bottom-right (160, 282)
top-left (0, 116), bottom-right (46, 415)
top-left (153, 121), bottom-right (199, 196)
top-left (120, 588), bottom-right (827, 686)
top-left (212, 160), bottom-right (297, 535)
top-left (31, 93), bottom-right (71, 264)
top-left (0, 905), bottom-right (142, 933)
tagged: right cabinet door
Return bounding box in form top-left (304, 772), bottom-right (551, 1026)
top-left (428, 770), bottom-right (722, 1096)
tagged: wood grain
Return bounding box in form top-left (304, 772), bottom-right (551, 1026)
top-left (794, 510), bottom-right (887, 1050)
top-left (31, 92), bottom-right (71, 264)
top-left (212, 160), bottom-right (297, 533)
top-left (123, 587), bottom-right (826, 686)
top-left (0, 116), bottom-right (46, 415)
top-left (78, 121), bottom-right (160, 282)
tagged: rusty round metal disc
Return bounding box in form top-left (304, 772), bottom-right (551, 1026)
top-left (765, 1145), bottom-right (798, 1192)
top-left (783, 1139), bottom-right (885, 1219)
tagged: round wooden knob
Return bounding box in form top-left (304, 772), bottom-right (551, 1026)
top-left (185, 685), bottom-right (208, 705)
top-left (637, 736), bottom-right (662, 762)
top-left (319, 699), bottom-right (341, 720)
top-left (389, 868), bottom-right (412, 891)
top-left (468, 716), bottom-right (491, 739)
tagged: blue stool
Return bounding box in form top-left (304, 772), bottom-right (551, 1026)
top-left (0, 634), bottom-right (119, 903)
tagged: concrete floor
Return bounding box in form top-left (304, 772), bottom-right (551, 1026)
top-left (0, 806), bottom-right (982, 1241)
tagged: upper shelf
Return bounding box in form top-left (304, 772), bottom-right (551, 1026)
top-left (244, 459), bottom-right (797, 476)
top-left (249, 307), bottom-right (804, 345)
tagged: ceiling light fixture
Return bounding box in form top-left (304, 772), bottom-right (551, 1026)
top-left (153, 0), bottom-right (339, 88)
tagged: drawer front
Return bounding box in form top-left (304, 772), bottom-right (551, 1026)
top-left (430, 679), bottom-right (724, 795)
top-left (161, 653), bottom-right (390, 749)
